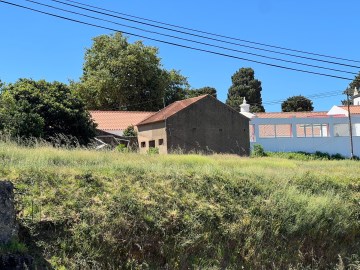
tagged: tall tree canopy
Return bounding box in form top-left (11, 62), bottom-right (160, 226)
top-left (186, 86), bottom-right (217, 99)
top-left (226, 68), bottom-right (264, 113)
top-left (0, 80), bottom-right (4, 92)
top-left (0, 79), bottom-right (96, 144)
top-left (164, 69), bottom-right (190, 106)
top-left (281, 95), bottom-right (314, 112)
top-left (74, 32), bottom-right (189, 111)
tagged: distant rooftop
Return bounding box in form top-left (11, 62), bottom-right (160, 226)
top-left (90, 111), bottom-right (155, 132)
top-left (254, 111), bottom-right (328, 119)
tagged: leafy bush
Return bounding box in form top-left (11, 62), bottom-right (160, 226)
top-left (251, 144), bottom-right (267, 157)
top-left (0, 79), bottom-right (96, 144)
top-left (314, 151), bottom-right (331, 159)
top-left (268, 151), bottom-right (349, 161)
top-left (115, 143), bottom-right (129, 153)
top-left (331, 153), bottom-right (345, 160)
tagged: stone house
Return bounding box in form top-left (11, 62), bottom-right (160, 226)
top-left (136, 95), bottom-right (250, 155)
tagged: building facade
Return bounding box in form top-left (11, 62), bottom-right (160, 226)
top-left (137, 95), bottom-right (250, 155)
top-left (240, 95), bottom-right (360, 157)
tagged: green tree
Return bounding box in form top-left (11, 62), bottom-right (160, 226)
top-left (186, 86), bottom-right (217, 99)
top-left (281, 95), bottom-right (314, 112)
top-left (75, 32), bottom-right (170, 111)
top-left (164, 70), bottom-right (190, 106)
top-left (123, 125), bottom-right (137, 137)
top-left (226, 68), bottom-right (264, 113)
top-left (342, 71), bottom-right (360, 105)
top-left (0, 80), bottom-right (4, 92)
top-left (0, 79), bottom-right (96, 144)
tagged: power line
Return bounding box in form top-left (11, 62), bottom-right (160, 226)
top-left (59, 0), bottom-right (360, 64)
top-left (49, 0), bottom-right (360, 69)
top-left (249, 91), bottom-right (344, 106)
top-left (22, 0), bottom-right (357, 76)
top-left (0, 1), bottom-right (353, 81)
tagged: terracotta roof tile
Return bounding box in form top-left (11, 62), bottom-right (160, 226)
top-left (138, 95), bottom-right (208, 126)
top-left (90, 111), bottom-right (155, 131)
top-left (255, 111), bottom-right (328, 119)
top-left (339, 106), bottom-right (360, 114)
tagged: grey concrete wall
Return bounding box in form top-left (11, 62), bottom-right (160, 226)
top-left (166, 96), bottom-right (250, 156)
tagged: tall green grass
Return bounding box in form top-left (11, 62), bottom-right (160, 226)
top-left (1, 140), bottom-right (359, 269)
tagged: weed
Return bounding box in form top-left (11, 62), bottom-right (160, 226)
top-left (147, 147), bottom-right (159, 155)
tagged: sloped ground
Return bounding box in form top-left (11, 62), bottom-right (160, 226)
top-left (0, 141), bottom-right (359, 269)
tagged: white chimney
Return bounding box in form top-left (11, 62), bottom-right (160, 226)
top-left (240, 97), bottom-right (250, 113)
top-left (353, 87), bottom-right (360, 106)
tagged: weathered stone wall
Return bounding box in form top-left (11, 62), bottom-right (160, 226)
top-left (0, 181), bottom-right (34, 270)
top-left (0, 181), bottom-right (18, 245)
top-left (167, 96), bottom-right (250, 155)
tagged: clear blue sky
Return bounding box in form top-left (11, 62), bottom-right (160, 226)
top-left (0, 0), bottom-right (359, 112)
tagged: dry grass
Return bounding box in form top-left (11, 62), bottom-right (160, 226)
top-left (1, 141), bottom-right (359, 269)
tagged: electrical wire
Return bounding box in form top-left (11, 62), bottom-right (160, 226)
top-left (59, 0), bottom-right (360, 64)
top-left (22, 0), bottom-right (357, 75)
top-left (247, 91), bottom-right (344, 107)
top-left (0, 0), bottom-right (354, 81)
top-left (262, 91), bottom-right (343, 105)
top-left (48, 0), bottom-right (360, 69)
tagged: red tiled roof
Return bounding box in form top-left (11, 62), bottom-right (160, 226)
top-left (255, 111), bottom-right (328, 119)
top-left (138, 95), bottom-right (208, 126)
top-left (339, 106), bottom-right (360, 114)
top-left (90, 111), bottom-right (155, 131)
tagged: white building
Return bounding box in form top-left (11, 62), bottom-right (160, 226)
top-left (240, 91), bottom-right (360, 157)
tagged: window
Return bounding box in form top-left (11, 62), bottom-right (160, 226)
top-left (352, 123), bottom-right (360, 136)
top-left (249, 124), bottom-right (256, 142)
top-left (158, 139), bottom-right (164, 145)
top-left (141, 141), bottom-right (146, 148)
top-left (258, 124), bottom-right (292, 138)
top-left (334, 124), bottom-right (349, 137)
top-left (297, 124), bottom-right (328, 137)
top-left (149, 140), bottom-right (155, 148)
top-left (259, 125), bottom-right (275, 138)
top-left (333, 123), bottom-right (360, 137)
top-left (275, 124), bottom-right (292, 138)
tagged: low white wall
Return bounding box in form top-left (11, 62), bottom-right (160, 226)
top-left (250, 115), bottom-right (360, 157)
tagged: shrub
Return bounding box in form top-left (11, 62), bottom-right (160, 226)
top-left (115, 143), bottom-right (129, 153)
top-left (314, 151), bottom-right (331, 160)
top-left (331, 153), bottom-right (345, 160)
top-left (252, 144), bottom-right (266, 157)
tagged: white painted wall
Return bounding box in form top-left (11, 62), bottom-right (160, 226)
top-left (250, 115), bottom-right (360, 157)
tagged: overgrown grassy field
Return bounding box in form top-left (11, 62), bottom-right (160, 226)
top-left (0, 141), bottom-right (359, 269)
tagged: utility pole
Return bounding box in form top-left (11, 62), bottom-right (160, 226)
top-left (346, 88), bottom-right (354, 159)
